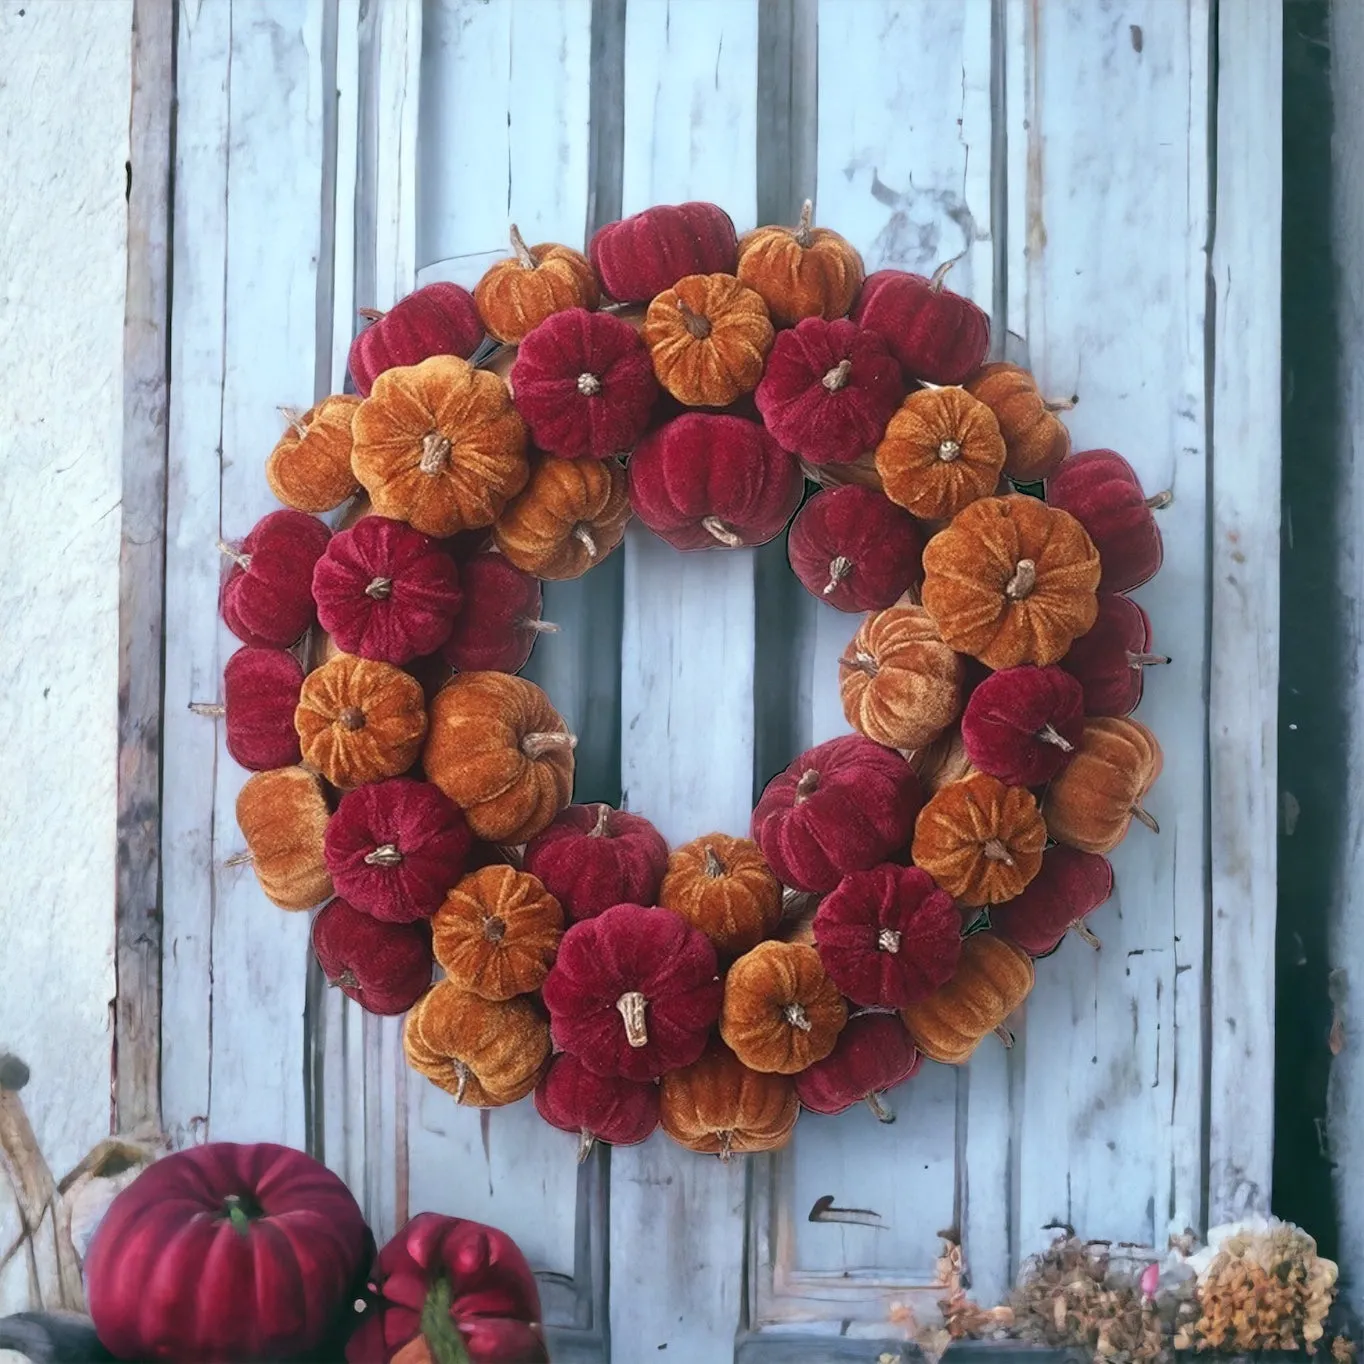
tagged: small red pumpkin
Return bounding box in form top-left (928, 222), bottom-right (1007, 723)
top-left (221, 646), bottom-right (304, 771)
top-left (1059, 593), bottom-right (1169, 717)
top-left (988, 845), bottom-right (1115, 956)
top-left (310, 897), bottom-right (433, 1015)
top-left (219, 509), bottom-right (331, 648)
top-left (589, 201), bottom-right (739, 303)
top-left (961, 665), bottom-right (1086, 788)
top-left (628, 412), bottom-right (803, 550)
top-left (851, 262), bottom-right (990, 385)
top-left (440, 551), bottom-right (552, 674)
top-left (794, 1012), bottom-right (922, 1122)
top-left (540, 903), bottom-right (722, 1081)
top-left (347, 282), bottom-right (485, 397)
top-left (534, 1051), bottom-right (660, 1162)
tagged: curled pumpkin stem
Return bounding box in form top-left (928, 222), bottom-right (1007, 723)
top-left (703, 845), bottom-right (725, 878)
top-left (1128, 650), bottom-right (1171, 668)
top-left (452, 1060), bottom-right (470, 1105)
top-left (330, 969), bottom-right (360, 990)
top-left (823, 555), bottom-right (853, 595)
top-left (793, 769), bottom-right (820, 804)
top-left (676, 298), bottom-right (713, 339)
top-left (508, 223), bottom-right (537, 269)
top-left (983, 837), bottom-right (1015, 867)
top-left (521, 730), bottom-right (578, 759)
top-left (364, 843), bottom-right (404, 867)
top-left (590, 804), bottom-right (612, 837)
top-left (839, 650), bottom-right (879, 678)
top-left (278, 405), bottom-right (310, 439)
top-left (865, 1092), bottom-right (896, 1124)
top-left (616, 991), bottom-right (649, 1048)
top-left (1037, 723), bottom-right (1074, 753)
top-left (365, 576), bottom-right (393, 600)
top-left (223, 850), bottom-right (254, 868)
top-left (1145, 489), bottom-right (1173, 510)
top-left (1131, 805), bottom-right (1160, 834)
top-left (419, 431), bottom-right (451, 475)
top-left (1074, 922), bottom-right (1103, 950)
top-left (877, 928), bottom-right (902, 954)
top-left (784, 1002), bottom-right (813, 1032)
top-left (216, 539), bottom-right (252, 571)
top-left (572, 523), bottom-right (599, 559)
top-left (188, 701), bottom-right (225, 717)
top-left (519, 617), bottom-right (560, 634)
top-left (357, 306), bottom-right (386, 322)
top-left (821, 359), bottom-right (852, 392)
top-left (701, 515), bottom-right (743, 548)
top-left (577, 1130), bottom-right (596, 1164)
top-left (929, 258), bottom-right (957, 293)
top-left (937, 438), bottom-right (962, 463)
top-left (1005, 558), bottom-right (1037, 600)
top-left (1043, 394), bottom-right (1077, 413)
top-left (577, 372), bottom-right (602, 396)
top-left (993, 1023), bottom-right (1016, 1049)
top-left (793, 198), bottom-right (815, 249)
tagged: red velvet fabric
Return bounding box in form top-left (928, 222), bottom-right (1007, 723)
top-left (439, 551), bottom-right (545, 674)
top-left (347, 282), bottom-right (485, 397)
top-left (220, 509), bottom-right (331, 648)
top-left (223, 645), bottom-right (304, 771)
top-left (1046, 449), bottom-right (1165, 592)
top-left (961, 665), bottom-right (1086, 787)
top-left (988, 845), bottom-right (1114, 957)
top-left (588, 201), bottom-right (738, 303)
top-left (310, 897), bottom-right (433, 1015)
top-left (533, 1051), bottom-right (660, 1148)
top-left (851, 268), bottom-right (990, 385)
top-left (1059, 593), bottom-right (1160, 717)
top-left (794, 1012), bottom-right (922, 1116)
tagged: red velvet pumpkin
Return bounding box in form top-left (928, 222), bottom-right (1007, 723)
top-left (812, 863), bottom-right (961, 1008)
top-left (1046, 449), bottom-right (1169, 592)
top-left (540, 903), bottom-right (722, 1081)
top-left (310, 896), bottom-right (433, 1015)
top-left (312, 515), bottom-right (462, 665)
top-left (785, 484), bottom-right (924, 611)
top-left (510, 307), bottom-right (659, 459)
top-left (961, 665), bottom-right (1086, 788)
top-left (86, 1142), bottom-right (372, 1364)
top-left (988, 845), bottom-right (1114, 956)
top-left (347, 282), bottom-right (486, 397)
top-left (440, 551), bottom-right (550, 674)
top-left (219, 509), bottom-right (331, 648)
top-left (344, 1212), bottom-right (547, 1364)
top-left (522, 803), bottom-right (670, 922)
top-left (1059, 593), bottom-right (1169, 717)
top-left (794, 1012), bottom-right (922, 1122)
top-left (324, 777), bottom-right (473, 923)
top-left (533, 1051), bottom-right (660, 1161)
top-left (628, 412), bottom-right (803, 550)
top-left (851, 263), bottom-right (990, 385)
top-left (751, 735), bottom-right (923, 894)
top-left (753, 317), bottom-right (904, 466)
top-left (589, 201), bottom-right (739, 303)
top-left (222, 646), bottom-right (304, 771)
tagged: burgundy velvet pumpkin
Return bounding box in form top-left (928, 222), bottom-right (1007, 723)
top-left (522, 803), bottom-right (670, 922)
top-left (988, 845), bottom-right (1114, 956)
top-left (812, 863), bottom-right (962, 1008)
top-left (1046, 449), bottom-right (1168, 592)
top-left (786, 483), bottom-right (925, 611)
top-left (222, 645), bottom-right (304, 771)
top-left (961, 665), bottom-right (1086, 787)
top-left (540, 903), bottom-right (722, 1081)
top-left (86, 1142), bottom-right (372, 1364)
top-left (751, 735), bottom-right (923, 894)
top-left (533, 1050), bottom-right (661, 1160)
top-left (753, 317), bottom-right (904, 466)
top-left (589, 201), bottom-right (739, 303)
top-left (310, 896), bottom-right (433, 1015)
top-left (324, 777), bottom-right (474, 923)
top-left (851, 264), bottom-right (990, 385)
top-left (219, 509), bottom-right (331, 648)
top-left (440, 551), bottom-right (549, 674)
top-left (509, 307), bottom-right (659, 459)
top-left (794, 1012), bottom-right (922, 1121)
top-left (1059, 593), bottom-right (1169, 717)
top-left (628, 412), bottom-right (803, 550)
top-left (347, 282), bottom-right (486, 397)
top-left (344, 1212), bottom-right (547, 1364)
top-left (312, 515), bottom-right (463, 665)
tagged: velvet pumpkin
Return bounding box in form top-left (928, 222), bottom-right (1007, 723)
top-left (310, 896), bottom-right (433, 1015)
top-left (235, 766), bottom-right (333, 910)
top-left (492, 454), bottom-right (631, 579)
top-left (474, 225), bottom-right (600, 343)
top-left (920, 494), bottom-right (1101, 669)
top-left (440, 551), bottom-right (551, 674)
top-left (628, 412), bottom-right (803, 550)
top-left (963, 362), bottom-right (1072, 483)
top-left (786, 483), bottom-right (924, 611)
top-left (901, 932), bottom-right (1035, 1063)
top-left (812, 864), bottom-right (961, 1008)
top-left (988, 845), bottom-right (1114, 956)
top-left (347, 282), bottom-right (485, 397)
top-left (522, 803), bottom-right (669, 922)
top-left (961, 665), bottom-right (1086, 787)
top-left (838, 604), bottom-right (965, 751)
top-left (219, 509), bottom-right (331, 648)
top-left (658, 834), bottom-right (782, 958)
top-left (1041, 716), bottom-right (1163, 854)
top-left (907, 724), bottom-right (978, 794)
top-left (295, 653), bottom-right (427, 789)
top-left (589, 201), bottom-right (739, 303)
top-left (220, 646), bottom-right (304, 771)
top-left (751, 734), bottom-right (923, 893)
top-left (312, 515), bottom-right (462, 664)
top-left (794, 1012), bottom-right (922, 1122)
top-left (735, 201), bottom-right (865, 325)
top-left (351, 355), bottom-right (529, 538)
top-left (534, 1052), bottom-right (660, 1162)
top-left (423, 672), bottom-right (575, 843)
top-left (540, 903), bottom-right (722, 1081)
top-left (509, 307), bottom-right (658, 459)
top-left (720, 941), bottom-right (846, 1074)
top-left (1059, 593), bottom-right (1169, 717)
top-left (324, 777), bottom-right (473, 923)
top-left (266, 395), bottom-right (362, 512)
top-left (431, 865), bottom-right (564, 1001)
top-left (911, 771), bottom-right (1047, 907)
top-left (851, 262), bottom-right (991, 385)
top-left (658, 1040), bottom-right (799, 1159)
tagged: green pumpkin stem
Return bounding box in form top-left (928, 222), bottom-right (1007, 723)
top-left (420, 1276), bottom-right (473, 1364)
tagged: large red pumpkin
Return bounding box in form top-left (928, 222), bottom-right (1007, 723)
top-left (794, 1012), bottom-right (922, 1122)
top-left (960, 665), bottom-right (1086, 788)
top-left (310, 896), bottom-right (434, 1015)
top-left (988, 845), bottom-right (1114, 956)
top-left (589, 201), bottom-right (739, 303)
top-left (86, 1142), bottom-right (372, 1364)
top-left (851, 264), bottom-right (990, 385)
top-left (439, 551), bottom-right (551, 674)
top-left (1059, 592), bottom-right (1169, 717)
top-left (222, 646), bottom-right (304, 771)
top-left (347, 282), bottom-right (486, 397)
top-left (219, 509), bottom-right (331, 648)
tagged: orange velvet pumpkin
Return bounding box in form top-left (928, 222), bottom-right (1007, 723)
top-left (234, 766), bottom-right (333, 910)
top-left (431, 864), bottom-right (565, 1001)
top-left (720, 941), bottom-right (847, 1074)
top-left (658, 834), bottom-right (782, 958)
top-left (350, 355), bottom-right (529, 537)
top-left (964, 362), bottom-right (1072, 483)
top-left (265, 395), bottom-right (362, 513)
top-left (492, 455), bottom-right (631, 580)
top-left (473, 225), bottom-right (600, 343)
top-left (907, 725), bottom-right (978, 794)
top-left (658, 1041), bottom-right (799, 1159)
top-left (294, 653), bottom-right (427, 789)
top-left (920, 494), bottom-right (1101, 669)
top-left (900, 932), bottom-right (1034, 1064)
top-left (1041, 717), bottom-right (1163, 854)
top-left (423, 672), bottom-right (575, 843)
top-left (642, 273), bottom-right (774, 407)
top-left (838, 604), bottom-right (965, 751)
top-left (911, 771), bottom-right (1046, 907)
top-left (735, 200), bottom-right (865, 326)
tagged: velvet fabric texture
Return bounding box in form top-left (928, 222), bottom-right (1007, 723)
top-left (589, 201), bottom-right (739, 303)
top-left (1041, 716), bottom-right (1164, 854)
top-left (658, 833), bottom-right (782, 958)
top-left (509, 307), bottom-right (658, 459)
top-left (812, 863), bottom-right (961, 1008)
top-left (310, 897), bottom-right (433, 1015)
top-left (751, 734), bottom-right (923, 894)
top-left (964, 362), bottom-right (1072, 483)
top-left (851, 266), bottom-right (991, 385)
top-left (522, 803), bottom-right (669, 922)
top-left (794, 1012), bottom-right (922, 1118)
top-left (220, 508), bottom-right (331, 648)
top-left (223, 646), bottom-right (304, 771)
top-left (541, 904), bottom-right (722, 1081)
top-left (86, 1142), bottom-right (371, 1364)
top-left (439, 551), bottom-right (546, 674)
top-left (628, 413), bottom-right (803, 550)
top-left (1059, 593), bottom-right (1165, 717)
top-left (720, 941), bottom-right (847, 1074)
top-left (265, 394), bottom-right (362, 513)
top-left (735, 204), bottom-right (865, 325)
top-left (347, 282), bottom-right (485, 397)
top-left (658, 1040), bottom-right (799, 1158)
top-left (533, 1051), bottom-right (661, 1154)
top-left (474, 228), bottom-right (600, 343)
top-left (988, 845), bottom-right (1115, 957)
top-left (235, 766), bottom-right (333, 911)
top-left (961, 664), bottom-right (1086, 787)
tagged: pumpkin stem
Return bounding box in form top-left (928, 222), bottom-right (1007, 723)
top-left (329, 969), bottom-right (360, 990)
top-left (357, 306), bottom-right (386, 322)
top-left (793, 769), bottom-right (820, 804)
top-left (338, 706), bottom-right (367, 731)
top-left (821, 358), bottom-right (852, 391)
top-left (1004, 558), bottom-right (1037, 600)
top-left (483, 915), bottom-right (507, 943)
top-left (701, 515), bottom-right (744, 548)
top-left (420, 431), bottom-right (452, 475)
top-left (1037, 723), bottom-right (1074, 753)
top-left (877, 928), bottom-right (902, 954)
top-left (865, 1092), bottom-right (896, 1124)
top-left (793, 198), bottom-right (815, 248)
top-left (993, 1023), bottom-right (1016, 1049)
top-left (521, 730), bottom-right (578, 759)
top-left (1131, 805), bottom-right (1160, 834)
top-left (717, 1131), bottom-right (734, 1162)
top-left (364, 575), bottom-right (393, 600)
top-left (188, 701), bottom-right (225, 717)
top-left (1074, 922), bottom-right (1103, 950)
top-left (823, 556), bottom-right (853, 595)
top-left (509, 223), bottom-right (538, 269)
top-left (222, 1194), bottom-right (255, 1235)
top-left (929, 259), bottom-right (957, 293)
top-left (676, 297), bottom-right (713, 339)
top-left (983, 837), bottom-right (1015, 866)
top-left (572, 523), bottom-right (599, 558)
top-left (783, 1002), bottom-right (813, 1032)
top-left (1145, 489), bottom-right (1173, 510)
top-left (364, 843), bottom-right (404, 867)
top-left (223, 850), bottom-right (254, 867)
top-left (278, 405), bottom-right (310, 438)
top-left (450, 1061), bottom-right (472, 1105)
top-left (937, 438), bottom-right (962, 463)
top-left (703, 845), bottom-right (725, 878)
top-left (1043, 394), bottom-right (1077, 413)
top-left (216, 539), bottom-right (252, 571)
top-left (577, 1130), bottom-right (596, 1164)
top-left (615, 991), bottom-right (649, 1048)
top-left (590, 804), bottom-right (612, 837)
top-left (1128, 651), bottom-right (1171, 668)
top-left (839, 650), bottom-right (879, 678)
top-left (576, 371), bottom-right (603, 396)
top-left (519, 617), bottom-right (560, 634)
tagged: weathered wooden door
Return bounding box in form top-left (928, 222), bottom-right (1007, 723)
top-left (159, 0), bottom-right (1280, 1358)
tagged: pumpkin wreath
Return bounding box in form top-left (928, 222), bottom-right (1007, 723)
top-left (202, 199), bottom-right (1170, 1162)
